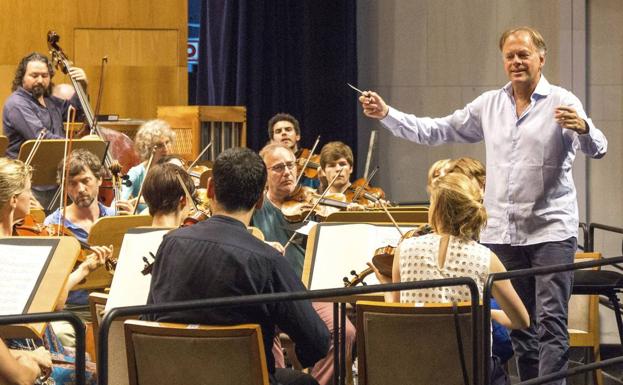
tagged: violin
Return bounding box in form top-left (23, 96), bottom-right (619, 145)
top-left (345, 178), bottom-right (386, 207)
top-left (296, 148), bottom-right (321, 179)
top-left (281, 186), bottom-right (352, 223)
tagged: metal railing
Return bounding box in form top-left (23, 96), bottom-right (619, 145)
top-left (98, 277), bottom-right (480, 385)
top-left (0, 310), bottom-right (86, 385)
top-left (482, 255), bottom-right (623, 385)
top-left (588, 222), bottom-right (623, 254)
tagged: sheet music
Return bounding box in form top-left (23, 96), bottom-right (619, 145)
top-left (106, 229), bottom-right (170, 311)
top-left (309, 223), bottom-right (412, 290)
top-left (0, 245), bottom-right (53, 315)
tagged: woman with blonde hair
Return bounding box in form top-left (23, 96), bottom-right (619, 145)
top-left (371, 171), bottom-right (528, 384)
top-left (0, 157), bottom-right (105, 384)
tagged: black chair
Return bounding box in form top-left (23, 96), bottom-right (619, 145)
top-left (572, 223), bottom-right (623, 344)
top-left (573, 268), bottom-right (623, 343)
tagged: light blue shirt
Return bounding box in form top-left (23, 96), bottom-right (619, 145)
top-left (120, 163), bottom-right (145, 200)
top-left (380, 76), bottom-right (607, 245)
top-left (120, 163), bottom-right (147, 212)
top-left (44, 202), bottom-right (116, 244)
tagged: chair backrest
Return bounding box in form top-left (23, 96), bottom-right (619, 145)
top-left (124, 320), bottom-right (269, 385)
top-left (356, 300), bottom-right (479, 385)
top-left (569, 252), bottom-right (601, 342)
top-left (0, 135), bottom-right (7, 156)
top-left (88, 292), bottom-right (109, 360)
top-left (157, 106), bottom-right (247, 162)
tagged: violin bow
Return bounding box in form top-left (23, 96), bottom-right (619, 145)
top-left (378, 199), bottom-right (404, 237)
top-left (284, 167), bottom-right (344, 251)
top-left (187, 142), bottom-right (213, 172)
top-left (174, 171), bottom-right (199, 212)
top-left (352, 165), bottom-right (379, 203)
top-left (132, 147), bottom-right (156, 215)
top-left (363, 130), bottom-right (377, 181)
top-left (56, 106), bottom-right (77, 236)
top-left (90, 56), bottom-right (108, 136)
top-left (24, 128), bottom-right (48, 167)
top-left (294, 135), bottom-right (321, 186)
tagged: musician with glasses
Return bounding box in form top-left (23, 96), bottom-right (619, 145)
top-left (252, 143), bottom-right (356, 385)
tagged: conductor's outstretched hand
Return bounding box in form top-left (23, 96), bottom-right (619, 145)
top-left (359, 91), bottom-right (389, 119)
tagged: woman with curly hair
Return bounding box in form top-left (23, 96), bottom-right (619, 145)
top-left (120, 119), bottom-right (175, 209)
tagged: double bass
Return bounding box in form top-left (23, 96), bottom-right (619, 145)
top-left (47, 31), bottom-right (139, 204)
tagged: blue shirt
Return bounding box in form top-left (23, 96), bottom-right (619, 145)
top-left (43, 202), bottom-right (116, 243)
top-left (381, 76), bottom-right (607, 245)
top-left (2, 87), bottom-right (81, 159)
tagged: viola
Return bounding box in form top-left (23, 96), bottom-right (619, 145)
top-left (177, 170), bottom-right (211, 227)
top-left (188, 164), bottom-right (212, 188)
top-left (46, 223), bottom-right (118, 273)
top-left (343, 224), bottom-right (434, 286)
top-left (180, 209), bottom-right (210, 227)
top-left (371, 224), bottom-right (434, 277)
top-left (13, 217), bottom-right (88, 262)
top-left (296, 148), bottom-right (321, 179)
top-left (13, 214), bottom-right (51, 237)
top-left (13, 215), bottom-right (118, 273)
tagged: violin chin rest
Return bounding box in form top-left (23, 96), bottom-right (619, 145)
top-left (372, 253), bottom-right (393, 277)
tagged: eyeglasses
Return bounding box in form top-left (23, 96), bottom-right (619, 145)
top-left (153, 140), bottom-right (172, 150)
top-left (268, 161), bottom-right (296, 173)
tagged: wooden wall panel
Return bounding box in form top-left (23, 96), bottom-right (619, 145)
top-left (74, 29), bottom-right (179, 66)
top-left (0, 0), bottom-right (187, 121)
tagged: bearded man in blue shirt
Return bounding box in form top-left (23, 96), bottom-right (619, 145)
top-left (359, 26), bottom-right (607, 384)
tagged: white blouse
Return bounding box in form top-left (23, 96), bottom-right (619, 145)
top-left (398, 233), bottom-right (491, 304)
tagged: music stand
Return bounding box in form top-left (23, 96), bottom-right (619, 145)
top-left (75, 215), bottom-right (153, 290)
top-left (0, 237), bottom-right (80, 338)
top-left (325, 210), bottom-right (428, 225)
top-left (17, 139), bottom-right (108, 186)
top-left (0, 135), bottom-right (7, 157)
top-left (302, 222), bottom-right (421, 292)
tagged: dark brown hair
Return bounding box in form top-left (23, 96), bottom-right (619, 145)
top-left (143, 163), bottom-right (195, 216)
top-left (267, 113), bottom-right (300, 138)
top-left (319, 141), bottom-right (353, 169)
top-left (56, 149), bottom-right (103, 184)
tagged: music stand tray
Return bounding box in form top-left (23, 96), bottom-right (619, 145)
top-left (17, 139), bottom-right (108, 186)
